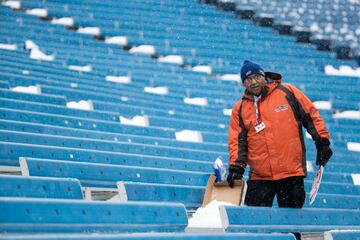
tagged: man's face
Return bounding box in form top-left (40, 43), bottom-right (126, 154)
top-left (243, 74), bottom-right (267, 96)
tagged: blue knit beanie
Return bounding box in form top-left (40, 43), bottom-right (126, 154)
top-left (240, 60), bottom-right (265, 83)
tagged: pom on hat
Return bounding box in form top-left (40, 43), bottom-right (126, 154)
top-left (240, 60), bottom-right (265, 83)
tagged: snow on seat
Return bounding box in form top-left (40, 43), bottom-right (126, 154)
top-left (0, 43), bottom-right (17, 51)
top-left (1, 0), bottom-right (21, 9)
top-left (184, 97), bottom-right (208, 107)
top-left (192, 65), bottom-right (212, 75)
top-left (325, 230), bottom-right (360, 240)
top-left (105, 36), bottom-right (128, 46)
top-left (175, 130), bottom-right (203, 143)
top-left (129, 45), bottom-right (156, 55)
top-left (158, 55), bottom-right (184, 65)
top-left (25, 8), bottom-right (48, 17)
top-left (106, 75), bottom-right (132, 84)
top-left (325, 65), bottom-right (360, 78)
top-left (68, 65), bottom-right (92, 72)
top-left (66, 100), bottom-right (94, 111)
top-left (77, 27), bottom-right (101, 36)
top-left (347, 142), bottom-right (360, 152)
top-left (120, 115), bottom-right (149, 127)
top-left (144, 86), bottom-right (169, 95)
top-left (51, 17), bottom-right (74, 27)
top-left (11, 85), bottom-right (41, 95)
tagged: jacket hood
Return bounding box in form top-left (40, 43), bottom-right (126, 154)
top-left (265, 71), bottom-right (282, 82)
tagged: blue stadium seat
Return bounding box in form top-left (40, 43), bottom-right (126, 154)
top-left (0, 130), bottom-right (222, 162)
top-left (0, 119), bottom-right (226, 152)
top-left (0, 175), bottom-right (83, 199)
top-left (221, 206), bottom-right (360, 232)
top-left (20, 158), bottom-right (210, 188)
top-left (0, 89), bottom-right (66, 106)
top-left (117, 181), bottom-right (360, 210)
top-left (0, 197), bottom-right (188, 233)
top-left (0, 142), bottom-right (215, 173)
top-left (0, 232), bottom-right (296, 240)
top-left (118, 181), bottom-right (205, 209)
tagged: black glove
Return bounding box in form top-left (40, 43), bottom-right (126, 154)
top-left (316, 138), bottom-right (333, 167)
top-left (227, 165), bottom-right (245, 188)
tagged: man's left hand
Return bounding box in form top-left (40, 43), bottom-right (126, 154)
top-left (316, 138), bottom-right (333, 167)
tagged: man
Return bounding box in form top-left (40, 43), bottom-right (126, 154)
top-left (227, 60), bottom-right (333, 208)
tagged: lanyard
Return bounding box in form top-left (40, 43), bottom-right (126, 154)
top-left (254, 95), bottom-right (262, 125)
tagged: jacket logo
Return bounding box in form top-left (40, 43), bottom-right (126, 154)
top-left (274, 104), bottom-right (289, 112)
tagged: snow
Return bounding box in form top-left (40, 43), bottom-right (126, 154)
top-left (310, 22), bottom-right (320, 32)
top-left (24, 40), bottom-right (39, 50)
top-left (25, 8), bottom-right (48, 17)
top-left (68, 65), bottom-right (92, 72)
top-left (119, 115), bottom-right (149, 127)
top-left (0, 43), bottom-right (17, 51)
top-left (77, 27), bottom-right (101, 36)
top-left (313, 101), bottom-right (332, 110)
top-left (24, 40), bottom-right (54, 61)
top-left (187, 200), bottom-right (234, 229)
top-left (51, 17), bottom-right (74, 26)
top-left (220, 74), bottom-right (241, 82)
top-left (22, 70), bottom-right (30, 75)
top-left (324, 65), bottom-right (360, 77)
top-left (184, 97), bottom-right (208, 107)
top-left (307, 161), bottom-right (314, 172)
top-left (175, 130), bottom-right (203, 143)
top-left (105, 36), bottom-right (128, 46)
top-left (2, 0), bottom-right (21, 9)
top-left (157, 55), bottom-right (184, 65)
top-left (66, 100), bottom-right (94, 111)
top-left (349, 0), bottom-right (360, 4)
top-left (70, 83), bottom-right (78, 88)
top-left (293, 26), bottom-right (309, 32)
top-left (333, 111), bottom-right (360, 120)
top-left (144, 86), bottom-right (169, 95)
top-left (11, 85), bottom-right (41, 94)
top-left (106, 194), bottom-right (121, 202)
top-left (106, 75), bottom-right (131, 84)
top-left (223, 109), bottom-right (232, 116)
top-left (351, 174), bottom-right (360, 185)
top-left (120, 96), bottom-right (129, 102)
top-left (30, 48), bottom-right (55, 61)
top-left (305, 132), bottom-right (312, 139)
top-left (192, 65), bottom-right (212, 75)
top-left (347, 142), bottom-right (360, 152)
top-left (129, 45), bottom-right (156, 55)
top-left (258, 13), bottom-right (274, 18)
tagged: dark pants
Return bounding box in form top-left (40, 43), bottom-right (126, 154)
top-left (245, 176), bottom-right (306, 208)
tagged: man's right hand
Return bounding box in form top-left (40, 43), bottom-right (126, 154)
top-left (227, 165), bottom-right (245, 188)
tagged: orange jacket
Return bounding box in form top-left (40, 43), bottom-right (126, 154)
top-left (228, 73), bottom-right (330, 180)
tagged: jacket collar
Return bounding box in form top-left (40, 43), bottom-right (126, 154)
top-left (242, 71), bottom-right (282, 101)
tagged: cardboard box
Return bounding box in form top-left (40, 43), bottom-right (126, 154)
top-left (202, 174), bottom-right (244, 207)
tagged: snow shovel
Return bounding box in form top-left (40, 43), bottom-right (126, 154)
top-left (309, 166), bottom-right (324, 205)
top-left (202, 174), bottom-right (244, 207)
